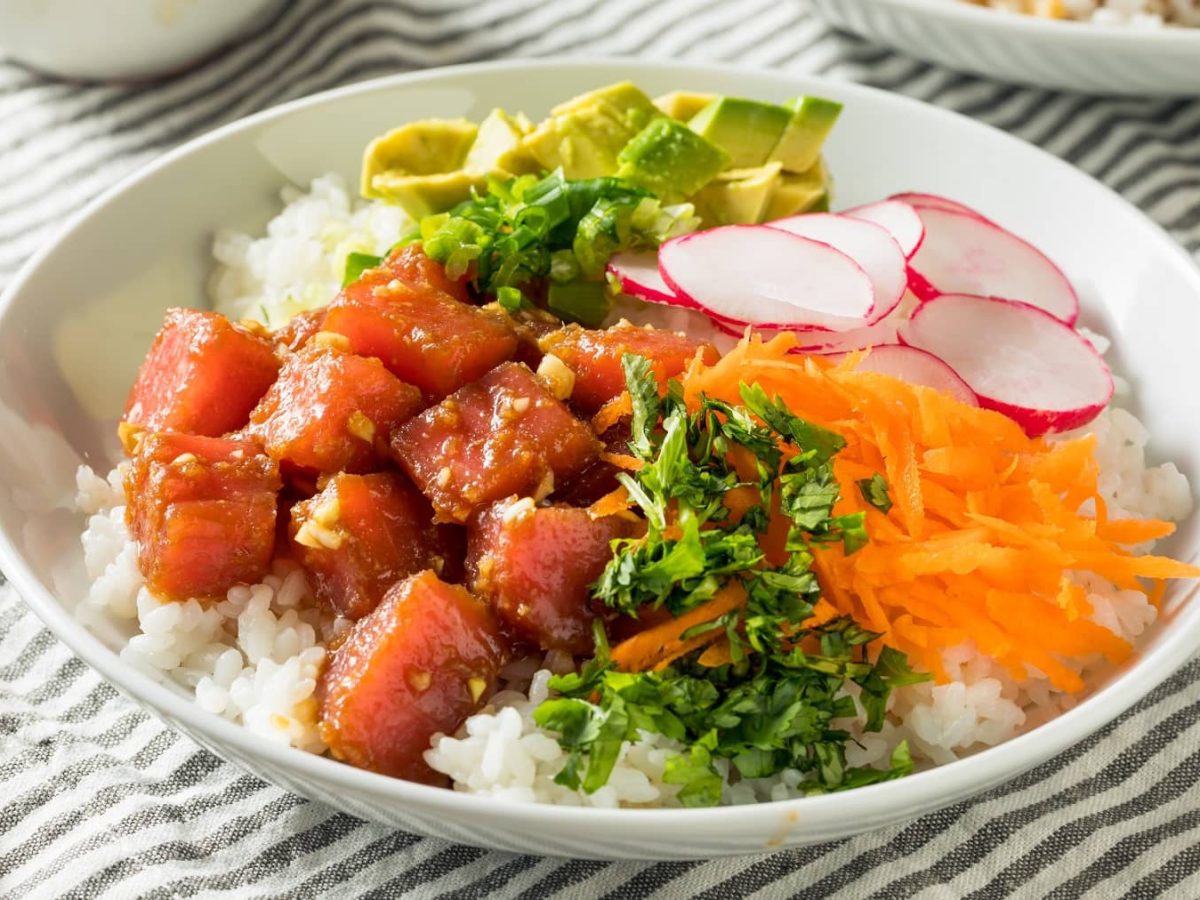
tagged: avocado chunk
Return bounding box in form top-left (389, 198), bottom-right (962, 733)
top-left (688, 96), bottom-right (792, 169)
top-left (361, 119), bottom-right (478, 198)
top-left (692, 162), bottom-right (783, 226)
top-left (464, 108), bottom-right (538, 176)
top-left (762, 158), bottom-right (832, 221)
top-left (653, 90), bottom-right (716, 121)
top-left (367, 170), bottom-right (485, 219)
top-left (770, 96), bottom-right (843, 174)
top-left (524, 81), bottom-right (662, 179)
top-left (615, 118), bottom-right (729, 201)
top-left (550, 81), bottom-right (660, 121)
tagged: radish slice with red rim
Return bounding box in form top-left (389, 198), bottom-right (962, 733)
top-left (825, 344), bottom-right (979, 407)
top-left (658, 225), bottom-right (876, 330)
top-left (842, 200), bottom-right (926, 258)
top-left (710, 306), bottom-right (905, 353)
top-left (898, 293), bottom-right (1112, 436)
top-left (767, 214), bottom-right (907, 325)
top-left (794, 317), bottom-right (903, 353)
top-left (907, 207), bottom-right (1080, 325)
top-left (606, 251), bottom-right (680, 306)
top-left (889, 192), bottom-right (993, 224)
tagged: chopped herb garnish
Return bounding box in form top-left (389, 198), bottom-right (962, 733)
top-left (418, 168), bottom-right (698, 307)
top-left (857, 473), bottom-right (893, 514)
top-left (535, 357), bottom-right (928, 804)
top-left (342, 251), bottom-right (383, 286)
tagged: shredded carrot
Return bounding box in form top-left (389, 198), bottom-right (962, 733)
top-left (592, 393), bottom-right (632, 434)
top-left (610, 582), bottom-right (746, 673)
top-left (677, 333), bottom-right (1200, 692)
top-left (599, 450), bottom-right (643, 472)
top-left (698, 641), bottom-right (733, 668)
top-left (588, 486), bottom-right (632, 519)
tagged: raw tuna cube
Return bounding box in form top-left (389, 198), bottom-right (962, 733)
top-left (290, 472), bottom-right (462, 620)
top-left (319, 570), bottom-right (508, 783)
top-left (125, 432), bottom-right (281, 600)
top-left (467, 497), bottom-right (637, 653)
top-left (123, 309), bottom-right (281, 442)
top-left (272, 306), bottom-right (328, 351)
top-left (392, 362), bottom-right (601, 522)
top-left (322, 249), bottom-right (517, 400)
top-left (248, 343), bottom-right (424, 477)
top-left (538, 321), bottom-right (718, 413)
top-left (379, 244), bottom-right (472, 304)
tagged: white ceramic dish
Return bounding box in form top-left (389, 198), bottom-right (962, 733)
top-left (809, 0), bottom-right (1200, 96)
top-left (2, 59), bottom-right (1199, 860)
top-left (0, 0), bottom-right (279, 82)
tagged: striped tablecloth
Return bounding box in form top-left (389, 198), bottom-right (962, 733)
top-left (3, 1), bottom-right (1200, 896)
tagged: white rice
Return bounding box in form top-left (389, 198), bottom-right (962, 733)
top-left (962, 0), bottom-right (1200, 27)
top-left (209, 173), bottom-right (410, 328)
top-left (77, 174), bottom-right (1193, 806)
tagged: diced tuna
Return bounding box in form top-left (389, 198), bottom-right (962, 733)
top-left (123, 309), bottom-right (281, 443)
top-left (124, 432), bottom-right (281, 600)
top-left (319, 570), bottom-right (508, 783)
top-left (322, 248), bottom-right (517, 400)
top-left (290, 472), bottom-right (462, 620)
top-left (538, 321), bottom-right (718, 414)
top-left (380, 244), bottom-right (472, 304)
top-left (272, 306), bottom-right (328, 352)
top-left (392, 362), bottom-right (601, 522)
top-left (248, 343), bottom-right (424, 478)
top-left (467, 497), bottom-right (637, 654)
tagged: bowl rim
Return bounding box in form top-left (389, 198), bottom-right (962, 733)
top-left (855, 0), bottom-right (1200, 44)
top-left (3, 55), bottom-right (1200, 836)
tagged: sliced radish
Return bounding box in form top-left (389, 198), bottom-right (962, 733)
top-left (767, 214), bottom-right (907, 325)
top-left (889, 192), bottom-right (993, 224)
top-left (794, 317), bottom-right (903, 353)
top-left (842, 200), bottom-right (926, 258)
top-left (607, 251), bottom-right (680, 306)
top-left (710, 299), bottom-right (909, 353)
top-left (907, 207), bottom-right (1079, 324)
top-left (898, 293), bottom-right (1112, 436)
top-left (658, 226), bottom-right (875, 330)
top-left (826, 345), bottom-right (979, 407)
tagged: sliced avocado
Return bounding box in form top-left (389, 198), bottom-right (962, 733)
top-left (688, 96), bottom-right (792, 170)
top-left (615, 118), bottom-right (729, 201)
top-left (550, 81), bottom-right (659, 124)
top-left (361, 119), bottom-right (478, 198)
top-left (762, 158), bottom-right (832, 221)
top-left (366, 170), bottom-right (485, 219)
top-left (692, 162), bottom-right (783, 226)
top-left (524, 81), bottom-right (662, 179)
top-left (653, 90), bottom-right (716, 121)
top-left (770, 96), bottom-right (843, 174)
top-left (464, 108), bottom-right (538, 175)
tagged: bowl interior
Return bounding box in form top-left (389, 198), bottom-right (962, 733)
top-left (2, 60), bottom-right (1199, 856)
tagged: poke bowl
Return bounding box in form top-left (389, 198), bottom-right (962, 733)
top-left (2, 59), bottom-right (1200, 860)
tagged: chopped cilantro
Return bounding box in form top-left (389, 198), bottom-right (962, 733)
top-left (857, 473), bottom-right (893, 514)
top-left (534, 357), bottom-right (928, 804)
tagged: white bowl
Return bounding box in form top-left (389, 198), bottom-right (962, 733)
top-left (809, 0), bottom-right (1200, 96)
top-left (2, 59), bottom-right (1199, 859)
top-left (0, 0), bottom-right (280, 82)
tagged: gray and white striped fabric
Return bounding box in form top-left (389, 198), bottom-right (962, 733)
top-left (3, 1), bottom-right (1200, 896)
